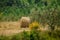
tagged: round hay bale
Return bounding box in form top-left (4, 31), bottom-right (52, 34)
top-left (20, 17), bottom-right (31, 28)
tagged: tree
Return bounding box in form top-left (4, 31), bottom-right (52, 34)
top-left (40, 0), bottom-right (60, 31)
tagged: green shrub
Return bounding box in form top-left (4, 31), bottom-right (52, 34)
top-left (21, 31), bottom-right (30, 40)
top-left (30, 30), bottom-right (41, 40)
top-left (51, 30), bottom-right (60, 38)
top-left (11, 31), bottom-right (30, 40)
top-left (0, 35), bottom-right (10, 40)
top-left (11, 33), bottom-right (21, 40)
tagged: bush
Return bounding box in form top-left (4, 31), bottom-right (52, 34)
top-left (21, 31), bottom-right (30, 40)
top-left (11, 34), bottom-right (21, 40)
top-left (51, 30), bottom-right (60, 38)
top-left (0, 35), bottom-right (10, 40)
top-left (30, 29), bottom-right (41, 40)
top-left (29, 21), bottom-right (39, 30)
top-left (11, 31), bottom-right (30, 40)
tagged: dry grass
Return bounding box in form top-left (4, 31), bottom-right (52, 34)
top-left (0, 28), bottom-right (29, 36)
top-left (0, 21), bottom-right (50, 36)
top-left (0, 21), bottom-right (20, 29)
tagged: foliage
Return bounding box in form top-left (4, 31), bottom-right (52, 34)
top-left (0, 0), bottom-right (60, 30)
top-left (11, 31), bottom-right (30, 40)
top-left (29, 21), bottom-right (39, 30)
top-left (0, 29), bottom-right (60, 40)
top-left (0, 0), bottom-right (60, 40)
top-left (0, 0), bottom-right (58, 21)
top-left (0, 35), bottom-right (10, 40)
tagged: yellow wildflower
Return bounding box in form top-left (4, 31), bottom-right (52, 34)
top-left (29, 21), bottom-right (39, 29)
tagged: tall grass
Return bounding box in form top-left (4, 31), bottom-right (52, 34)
top-left (0, 29), bottom-right (60, 40)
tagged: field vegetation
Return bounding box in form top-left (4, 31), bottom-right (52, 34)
top-left (0, 0), bottom-right (60, 40)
